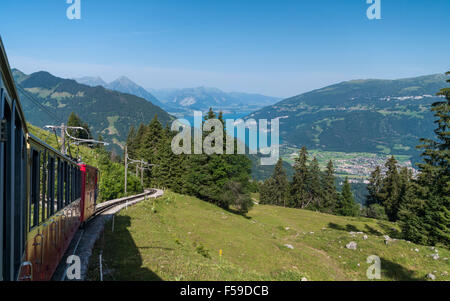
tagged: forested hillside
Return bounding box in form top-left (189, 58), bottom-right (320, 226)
top-left (246, 74), bottom-right (447, 160)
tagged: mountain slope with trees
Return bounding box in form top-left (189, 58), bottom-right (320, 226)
top-left (13, 69), bottom-right (174, 154)
top-left (245, 74), bottom-right (447, 160)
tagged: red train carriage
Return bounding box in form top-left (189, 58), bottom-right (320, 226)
top-left (21, 135), bottom-right (83, 281)
top-left (1, 37), bottom-right (99, 281)
top-left (79, 164), bottom-right (98, 223)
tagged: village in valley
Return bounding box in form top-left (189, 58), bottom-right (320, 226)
top-left (282, 146), bottom-right (418, 183)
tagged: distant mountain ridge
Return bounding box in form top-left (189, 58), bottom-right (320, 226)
top-left (245, 73), bottom-right (447, 160)
top-left (74, 76), bottom-right (280, 115)
top-left (74, 75), bottom-right (166, 108)
top-left (150, 87), bottom-right (281, 114)
top-left (149, 87), bottom-right (281, 115)
top-left (14, 69), bottom-right (174, 153)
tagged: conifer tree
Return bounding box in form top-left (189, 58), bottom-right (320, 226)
top-left (336, 178), bottom-right (359, 217)
top-left (379, 156), bottom-right (401, 221)
top-left (291, 146), bottom-right (309, 208)
top-left (322, 160), bottom-right (338, 213)
top-left (307, 157), bottom-right (322, 210)
top-left (260, 177), bottom-right (275, 205)
top-left (141, 115), bottom-right (164, 163)
top-left (260, 158), bottom-right (289, 206)
top-left (67, 112), bottom-right (91, 139)
top-left (366, 166), bottom-right (383, 207)
top-left (399, 71), bottom-right (450, 246)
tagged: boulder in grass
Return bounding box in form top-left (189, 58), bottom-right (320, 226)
top-left (346, 242), bottom-right (357, 250)
top-left (284, 244), bottom-right (294, 250)
top-left (427, 273), bottom-right (436, 280)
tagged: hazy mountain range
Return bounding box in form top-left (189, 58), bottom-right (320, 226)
top-left (13, 68), bottom-right (447, 166)
top-left (75, 76), bottom-right (281, 115)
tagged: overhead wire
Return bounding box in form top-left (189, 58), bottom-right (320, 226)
top-left (16, 84), bottom-right (62, 124)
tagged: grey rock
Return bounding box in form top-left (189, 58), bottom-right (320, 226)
top-left (346, 241), bottom-right (357, 250)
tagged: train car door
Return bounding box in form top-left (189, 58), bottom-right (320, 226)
top-left (0, 90), bottom-right (14, 281)
top-left (0, 87), bottom-right (5, 281)
top-left (0, 92), bottom-right (27, 281)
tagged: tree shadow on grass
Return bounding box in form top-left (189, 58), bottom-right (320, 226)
top-left (328, 223), bottom-right (364, 233)
top-left (377, 221), bottom-right (402, 239)
top-left (94, 215), bottom-right (163, 281)
top-left (364, 224), bottom-right (383, 236)
top-left (345, 224), bottom-right (361, 232)
top-left (224, 207), bottom-right (252, 220)
top-left (381, 258), bottom-right (421, 281)
top-left (328, 223), bottom-right (346, 231)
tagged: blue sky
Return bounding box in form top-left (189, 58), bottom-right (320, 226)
top-left (1, 0), bottom-right (449, 97)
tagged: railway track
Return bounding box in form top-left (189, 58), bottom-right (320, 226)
top-left (93, 189), bottom-right (157, 217)
top-left (52, 189), bottom-right (163, 281)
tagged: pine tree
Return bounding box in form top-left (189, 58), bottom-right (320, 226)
top-left (322, 160), bottom-right (338, 213)
top-left (336, 178), bottom-right (359, 217)
top-left (260, 177), bottom-right (275, 205)
top-left (67, 112), bottom-right (91, 139)
top-left (141, 115), bottom-right (164, 164)
top-left (307, 157), bottom-right (322, 210)
top-left (130, 123), bottom-right (146, 158)
top-left (291, 146), bottom-right (309, 208)
top-left (272, 158), bottom-right (290, 207)
top-left (400, 71), bottom-right (450, 246)
top-left (366, 166), bottom-right (383, 207)
top-left (379, 156), bottom-right (401, 221)
top-left (181, 108), bottom-right (252, 212)
top-left (260, 158), bottom-right (289, 206)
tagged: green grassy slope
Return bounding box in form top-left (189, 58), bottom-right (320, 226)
top-left (87, 191), bottom-right (450, 281)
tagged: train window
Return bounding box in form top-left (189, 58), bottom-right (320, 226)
top-left (72, 166), bottom-right (75, 202)
top-left (69, 165), bottom-right (73, 203)
top-left (68, 165), bottom-right (72, 203)
top-left (56, 158), bottom-right (62, 211)
top-left (64, 162), bottom-right (69, 206)
top-left (40, 151), bottom-right (47, 223)
top-left (62, 162), bottom-right (66, 206)
top-left (77, 169), bottom-right (81, 199)
top-left (72, 166), bottom-right (76, 201)
top-left (48, 157), bottom-right (55, 216)
top-left (30, 150), bottom-right (39, 229)
top-left (66, 164), bottom-right (70, 204)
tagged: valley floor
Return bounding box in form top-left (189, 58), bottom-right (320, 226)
top-left (87, 191), bottom-right (449, 281)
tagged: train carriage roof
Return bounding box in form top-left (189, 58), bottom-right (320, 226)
top-left (0, 36), bottom-right (28, 133)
